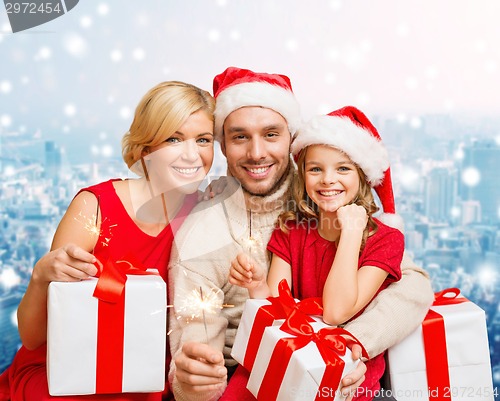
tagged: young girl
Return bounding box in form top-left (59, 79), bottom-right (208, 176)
top-left (229, 106), bottom-right (404, 401)
top-left (0, 81), bottom-right (215, 401)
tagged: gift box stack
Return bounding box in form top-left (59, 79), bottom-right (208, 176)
top-left (386, 288), bottom-right (495, 401)
top-left (232, 280), bottom-right (367, 401)
top-left (47, 258), bottom-right (167, 396)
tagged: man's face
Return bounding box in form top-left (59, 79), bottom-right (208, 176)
top-left (221, 107), bottom-right (291, 196)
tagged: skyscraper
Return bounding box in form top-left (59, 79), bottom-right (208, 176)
top-left (459, 140), bottom-right (500, 224)
top-left (424, 167), bottom-right (457, 223)
top-left (44, 141), bottom-right (62, 184)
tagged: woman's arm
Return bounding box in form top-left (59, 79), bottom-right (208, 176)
top-left (17, 191), bottom-right (99, 349)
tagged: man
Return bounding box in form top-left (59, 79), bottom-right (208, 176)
top-left (168, 67), bottom-right (434, 401)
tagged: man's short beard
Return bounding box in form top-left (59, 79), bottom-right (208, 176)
top-left (242, 162), bottom-right (291, 197)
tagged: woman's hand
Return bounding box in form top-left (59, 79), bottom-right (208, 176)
top-left (31, 243), bottom-right (98, 285)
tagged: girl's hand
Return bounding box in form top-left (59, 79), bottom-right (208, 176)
top-left (229, 252), bottom-right (266, 289)
top-left (337, 204), bottom-right (368, 233)
top-left (31, 243), bottom-right (98, 285)
top-left (198, 176), bottom-right (228, 201)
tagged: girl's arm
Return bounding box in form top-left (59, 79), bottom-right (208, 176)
top-left (322, 204), bottom-right (388, 326)
top-left (266, 254), bottom-right (292, 296)
top-left (17, 191), bottom-right (99, 350)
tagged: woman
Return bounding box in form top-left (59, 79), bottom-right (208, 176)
top-left (0, 81), bottom-right (215, 401)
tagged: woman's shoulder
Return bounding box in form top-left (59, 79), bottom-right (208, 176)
top-left (78, 178), bottom-right (123, 196)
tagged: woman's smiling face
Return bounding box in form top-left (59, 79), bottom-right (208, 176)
top-left (144, 109), bottom-right (214, 195)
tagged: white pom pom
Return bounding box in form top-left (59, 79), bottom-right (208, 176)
top-left (378, 213), bottom-right (405, 233)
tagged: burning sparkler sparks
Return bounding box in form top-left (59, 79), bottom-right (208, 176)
top-left (177, 286), bottom-right (224, 320)
top-left (73, 196), bottom-right (114, 247)
top-left (175, 279), bottom-right (234, 344)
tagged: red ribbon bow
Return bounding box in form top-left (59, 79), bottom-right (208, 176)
top-left (244, 280), bottom-right (323, 370)
top-left (257, 308), bottom-right (368, 401)
top-left (91, 253), bottom-right (155, 394)
top-left (422, 288), bottom-right (469, 400)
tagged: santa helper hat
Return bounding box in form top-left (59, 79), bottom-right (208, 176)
top-left (291, 106), bottom-right (404, 232)
top-left (213, 66), bottom-right (301, 141)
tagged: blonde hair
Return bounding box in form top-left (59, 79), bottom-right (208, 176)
top-left (122, 81), bottom-right (215, 170)
top-left (279, 146), bottom-right (379, 250)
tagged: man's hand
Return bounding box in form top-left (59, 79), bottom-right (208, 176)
top-left (339, 344), bottom-right (367, 401)
top-left (175, 341), bottom-right (227, 395)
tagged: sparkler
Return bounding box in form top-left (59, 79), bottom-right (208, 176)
top-left (73, 196), bottom-right (114, 247)
top-left (242, 209), bottom-right (261, 263)
top-left (175, 280), bottom-right (233, 344)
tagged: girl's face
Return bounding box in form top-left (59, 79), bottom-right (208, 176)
top-left (304, 145), bottom-right (360, 215)
top-left (143, 109), bottom-right (214, 195)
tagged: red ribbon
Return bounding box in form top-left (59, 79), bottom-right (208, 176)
top-left (257, 308), bottom-right (368, 401)
top-left (244, 280), bottom-right (323, 370)
top-left (92, 254), bottom-right (154, 394)
top-left (422, 288), bottom-right (469, 400)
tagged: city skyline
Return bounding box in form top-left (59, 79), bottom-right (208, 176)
top-left (1, 115), bottom-right (499, 387)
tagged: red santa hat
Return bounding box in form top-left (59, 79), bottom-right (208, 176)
top-left (213, 67), bottom-right (301, 142)
top-left (291, 106), bottom-right (404, 232)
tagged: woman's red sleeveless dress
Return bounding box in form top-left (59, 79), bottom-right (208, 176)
top-left (0, 179), bottom-right (196, 401)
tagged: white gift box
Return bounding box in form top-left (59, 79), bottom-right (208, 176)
top-left (387, 294), bottom-right (494, 401)
top-left (247, 321), bottom-right (359, 401)
top-left (47, 271), bottom-right (166, 396)
top-left (231, 298), bottom-right (286, 370)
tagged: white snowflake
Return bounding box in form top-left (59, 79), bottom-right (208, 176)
top-left (0, 267), bottom-right (21, 289)
top-left (461, 167), bottom-right (481, 187)
top-left (286, 39), bottom-right (298, 52)
top-left (329, 0), bottom-right (342, 11)
top-left (208, 29), bottom-right (220, 42)
top-left (396, 22), bottom-right (410, 37)
top-left (120, 106), bottom-right (131, 119)
top-left (80, 16), bottom-right (93, 28)
top-left (97, 3), bottom-right (109, 16)
top-left (356, 92), bottom-right (371, 106)
top-left (229, 30), bottom-right (241, 41)
top-left (409, 117), bottom-right (422, 129)
top-left (101, 144), bottom-right (113, 157)
top-left (1, 114), bottom-right (12, 127)
top-left (405, 76), bottom-right (419, 90)
top-left (63, 33), bottom-right (89, 58)
top-left (132, 48), bottom-right (145, 61)
top-left (110, 49), bottom-right (122, 62)
top-left (64, 103), bottom-right (77, 117)
top-left (0, 80), bottom-right (12, 94)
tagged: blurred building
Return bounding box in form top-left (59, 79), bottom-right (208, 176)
top-left (459, 140), bottom-right (500, 224)
top-left (423, 167), bottom-right (457, 223)
top-left (0, 292), bottom-right (22, 373)
top-left (44, 141), bottom-right (62, 184)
